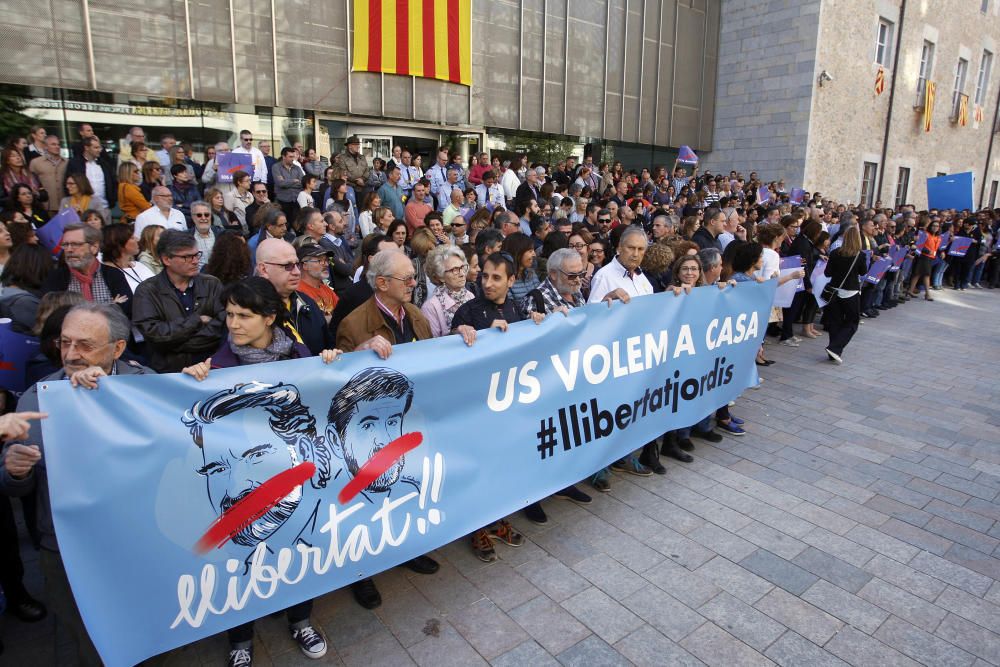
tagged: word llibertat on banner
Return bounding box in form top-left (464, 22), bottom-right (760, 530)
top-left (39, 280), bottom-right (774, 667)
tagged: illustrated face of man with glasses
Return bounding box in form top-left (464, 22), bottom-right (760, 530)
top-left (256, 238), bottom-right (301, 299)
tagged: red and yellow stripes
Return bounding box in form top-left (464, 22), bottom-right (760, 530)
top-left (352, 0), bottom-right (472, 86)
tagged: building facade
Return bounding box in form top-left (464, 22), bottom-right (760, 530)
top-left (708, 0), bottom-right (1000, 210)
top-left (0, 0), bottom-right (720, 169)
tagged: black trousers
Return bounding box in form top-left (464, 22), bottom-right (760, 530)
top-left (825, 294), bottom-right (860, 355)
top-left (0, 494), bottom-right (28, 601)
top-left (780, 290), bottom-right (807, 340)
top-left (228, 599), bottom-right (313, 645)
top-left (859, 281), bottom-right (877, 313)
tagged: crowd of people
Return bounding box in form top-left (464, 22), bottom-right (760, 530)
top-left (1, 123), bottom-right (999, 666)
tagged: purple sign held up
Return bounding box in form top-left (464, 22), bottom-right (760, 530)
top-left (677, 145), bottom-right (699, 163)
top-left (888, 245), bottom-right (908, 270)
top-left (757, 186), bottom-right (771, 205)
top-left (939, 231), bottom-right (951, 247)
top-left (789, 188), bottom-right (806, 205)
top-left (915, 230), bottom-right (928, 249)
top-left (779, 255), bottom-right (805, 292)
top-left (947, 236), bottom-right (974, 257)
top-left (863, 257), bottom-right (893, 284)
top-left (36, 207), bottom-right (80, 251)
top-left (0, 320), bottom-right (40, 394)
top-left (216, 152), bottom-right (253, 184)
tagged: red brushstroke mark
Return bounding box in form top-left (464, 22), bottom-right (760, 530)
top-left (338, 432), bottom-right (423, 504)
top-left (0, 362), bottom-right (14, 371)
top-left (194, 461), bottom-right (316, 554)
top-left (224, 164), bottom-right (246, 174)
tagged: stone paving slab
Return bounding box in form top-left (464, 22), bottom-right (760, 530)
top-left (2, 289), bottom-right (1000, 665)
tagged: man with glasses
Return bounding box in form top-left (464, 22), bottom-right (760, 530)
top-left (294, 241), bottom-right (338, 323)
top-left (244, 182), bottom-right (271, 234)
top-left (134, 185), bottom-right (187, 238)
top-left (256, 238), bottom-right (335, 355)
top-left (232, 129), bottom-right (267, 183)
top-left (132, 230), bottom-right (224, 372)
top-left (318, 210), bottom-right (355, 293)
top-left (189, 201), bottom-right (219, 269)
top-left (42, 224), bottom-right (133, 317)
top-left (2, 303), bottom-right (153, 666)
top-left (595, 209), bottom-right (614, 242)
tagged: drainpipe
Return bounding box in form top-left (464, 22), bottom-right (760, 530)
top-left (876, 0), bottom-right (906, 204)
top-left (979, 78), bottom-right (1000, 208)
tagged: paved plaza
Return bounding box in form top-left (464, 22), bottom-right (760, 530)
top-left (4, 288), bottom-right (1000, 666)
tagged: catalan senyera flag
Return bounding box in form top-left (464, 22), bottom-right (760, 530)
top-left (975, 104), bottom-right (984, 124)
top-left (958, 94), bottom-right (969, 127)
top-left (352, 0), bottom-right (472, 86)
top-left (924, 81), bottom-right (935, 133)
top-left (874, 67), bottom-right (886, 96)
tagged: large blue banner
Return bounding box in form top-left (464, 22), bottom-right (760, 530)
top-left (38, 281), bottom-right (774, 666)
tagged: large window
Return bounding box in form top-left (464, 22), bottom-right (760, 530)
top-left (874, 18), bottom-right (895, 66)
top-left (860, 161), bottom-right (878, 207)
top-left (975, 50), bottom-right (994, 106)
top-left (916, 40), bottom-right (935, 105)
top-left (990, 181), bottom-right (998, 208)
top-left (952, 58), bottom-right (969, 118)
top-left (895, 168), bottom-right (910, 208)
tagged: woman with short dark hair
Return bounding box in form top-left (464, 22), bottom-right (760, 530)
top-left (0, 244), bottom-right (52, 332)
top-left (101, 223), bottom-right (154, 294)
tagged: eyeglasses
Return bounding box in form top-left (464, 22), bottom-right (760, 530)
top-left (263, 261), bottom-right (303, 272)
top-left (253, 189), bottom-right (268, 195)
top-left (384, 274), bottom-right (417, 283)
top-left (193, 212), bottom-right (211, 218)
top-left (598, 218), bottom-right (612, 224)
top-left (242, 137), bottom-right (253, 142)
top-left (558, 268), bottom-right (587, 281)
top-left (61, 241), bottom-right (92, 250)
top-left (444, 265), bottom-right (469, 276)
top-left (568, 242), bottom-right (587, 249)
top-left (57, 338), bottom-right (113, 354)
top-left (171, 251), bottom-right (204, 261)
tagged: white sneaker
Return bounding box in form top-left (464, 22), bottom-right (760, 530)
top-left (228, 647), bottom-right (253, 667)
top-left (825, 348), bottom-right (843, 365)
top-left (780, 339), bottom-right (800, 347)
top-left (791, 336), bottom-right (802, 343)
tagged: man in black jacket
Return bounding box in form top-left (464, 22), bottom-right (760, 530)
top-left (66, 136), bottom-right (117, 210)
top-left (692, 207), bottom-right (725, 251)
top-left (42, 224), bottom-right (133, 319)
top-left (132, 231), bottom-right (225, 372)
top-left (318, 210), bottom-right (355, 294)
top-left (256, 237), bottom-right (334, 355)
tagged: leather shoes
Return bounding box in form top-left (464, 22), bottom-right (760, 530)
top-left (350, 578), bottom-right (382, 609)
top-left (661, 441), bottom-right (694, 463)
top-left (404, 555), bottom-right (440, 575)
top-left (639, 442), bottom-right (666, 475)
top-left (10, 596), bottom-right (47, 623)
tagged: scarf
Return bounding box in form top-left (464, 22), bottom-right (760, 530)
top-left (433, 284), bottom-right (472, 328)
top-left (68, 260), bottom-right (100, 301)
top-left (71, 194), bottom-right (91, 213)
top-left (230, 326), bottom-right (294, 365)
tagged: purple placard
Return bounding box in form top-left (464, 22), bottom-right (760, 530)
top-left (915, 230), bottom-right (928, 249)
top-left (0, 320), bottom-right (40, 393)
top-left (36, 207), bottom-right (80, 251)
top-left (789, 188), bottom-right (806, 205)
top-left (779, 255), bottom-right (804, 292)
top-left (947, 236), bottom-right (973, 257)
top-left (677, 145), bottom-right (698, 163)
top-left (757, 186), bottom-right (771, 205)
top-left (863, 257), bottom-right (893, 284)
top-left (216, 152), bottom-right (253, 184)
top-left (889, 244), bottom-right (908, 268)
top-left (939, 231), bottom-right (951, 247)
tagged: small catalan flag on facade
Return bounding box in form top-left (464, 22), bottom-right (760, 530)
top-left (874, 66), bottom-right (886, 96)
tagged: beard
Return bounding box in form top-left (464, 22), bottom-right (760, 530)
top-left (344, 444), bottom-right (403, 493)
top-left (219, 483), bottom-right (302, 548)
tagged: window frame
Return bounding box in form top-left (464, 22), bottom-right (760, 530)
top-left (894, 167), bottom-right (910, 208)
top-left (975, 50), bottom-right (993, 106)
top-left (952, 58), bottom-right (969, 118)
top-left (874, 18), bottom-right (895, 67)
top-left (916, 40), bottom-right (936, 104)
top-left (860, 161), bottom-right (878, 207)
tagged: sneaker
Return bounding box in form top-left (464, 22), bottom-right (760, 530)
top-left (780, 339), bottom-right (800, 347)
top-left (791, 336), bottom-right (802, 343)
top-left (291, 625), bottom-right (327, 659)
top-left (825, 348), bottom-right (843, 365)
top-left (554, 485), bottom-right (593, 505)
top-left (717, 422), bottom-right (745, 436)
top-left (692, 429), bottom-right (723, 443)
top-left (523, 502), bottom-right (548, 525)
top-left (610, 457), bottom-right (653, 477)
top-left (472, 529), bottom-right (498, 562)
top-left (488, 520), bottom-right (524, 547)
top-left (590, 468), bottom-right (612, 492)
top-left (228, 647), bottom-right (253, 667)
top-left (729, 416), bottom-right (745, 425)
top-left (350, 578), bottom-right (382, 609)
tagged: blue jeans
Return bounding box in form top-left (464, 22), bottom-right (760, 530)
top-left (676, 415), bottom-right (712, 440)
top-left (931, 258), bottom-right (947, 288)
top-left (970, 261), bottom-right (986, 285)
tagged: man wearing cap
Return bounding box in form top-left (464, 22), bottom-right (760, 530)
top-left (333, 135), bottom-right (370, 197)
top-left (295, 240), bottom-right (339, 323)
